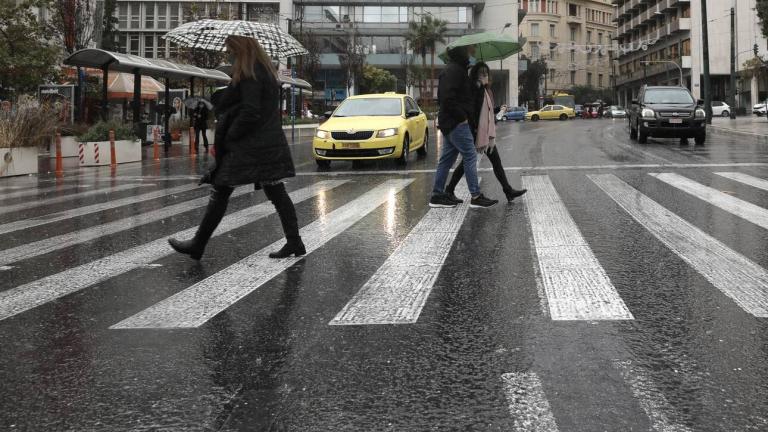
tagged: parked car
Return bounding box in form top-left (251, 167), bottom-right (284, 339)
top-left (753, 102), bottom-right (767, 116)
top-left (501, 106), bottom-right (527, 121)
top-left (628, 85), bottom-right (706, 145)
top-left (711, 101), bottom-right (731, 117)
top-left (313, 93), bottom-right (428, 167)
top-left (574, 104), bottom-right (584, 117)
top-left (526, 105), bottom-right (575, 121)
top-left (605, 105), bottom-right (627, 118)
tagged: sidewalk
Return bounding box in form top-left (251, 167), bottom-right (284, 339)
top-left (709, 116), bottom-right (768, 144)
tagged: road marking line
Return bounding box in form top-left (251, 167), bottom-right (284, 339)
top-left (650, 172), bottom-right (768, 230)
top-left (0, 184), bottom-right (201, 236)
top-left (329, 182), bottom-right (471, 325)
top-left (612, 360), bottom-right (693, 432)
top-left (714, 172), bottom-right (768, 191)
top-left (0, 186), bottom-right (257, 267)
top-left (501, 372), bottom-right (560, 432)
top-left (0, 183), bottom-right (152, 216)
top-left (110, 179), bottom-right (413, 329)
top-left (590, 174), bottom-right (768, 317)
top-left (0, 184), bottom-right (92, 200)
top-left (0, 181), bottom-right (348, 322)
top-left (522, 175), bottom-right (633, 321)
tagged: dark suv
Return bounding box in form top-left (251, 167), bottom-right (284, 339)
top-left (628, 85), bottom-right (706, 145)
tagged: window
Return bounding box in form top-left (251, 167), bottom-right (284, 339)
top-left (570, 71), bottom-right (575, 84)
top-left (531, 23), bottom-right (540, 37)
top-left (381, 6), bottom-right (399, 23)
top-left (587, 72), bottom-right (592, 86)
top-left (130, 4), bottom-right (140, 29)
top-left (549, 47), bottom-right (556, 59)
top-left (157, 3), bottom-right (167, 29)
top-left (117, 34), bottom-right (127, 53)
top-left (530, 0), bottom-right (541, 12)
top-left (681, 39), bottom-right (691, 56)
top-left (570, 27), bottom-right (576, 42)
top-left (118, 4), bottom-right (128, 29)
top-left (549, 24), bottom-right (556, 38)
top-left (145, 35), bottom-right (155, 58)
top-left (546, 0), bottom-right (557, 14)
top-left (587, 31), bottom-right (591, 43)
top-left (169, 3), bottom-right (179, 28)
top-left (550, 68), bottom-right (556, 82)
top-left (598, 33), bottom-right (602, 45)
top-left (570, 50), bottom-right (575, 62)
top-left (363, 6), bottom-right (381, 22)
top-left (129, 35), bottom-right (140, 55)
top-left (568, 3), bottom-right (579, 17)
top-left (531, 44), bottom-right (540, 60)
top-left (145, 2), bottom-right (155, 29)
top-left (598, 74), bottom-right (603, 87)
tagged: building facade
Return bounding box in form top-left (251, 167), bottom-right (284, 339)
top-left (519, 0), bottom-right (617, 101)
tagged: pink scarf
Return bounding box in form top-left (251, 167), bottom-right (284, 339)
top-left (476, 88), bottom-right (496, 152)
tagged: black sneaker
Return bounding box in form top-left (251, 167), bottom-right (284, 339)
top-left (470, 194), bottom-right (498, 208)
top-left (445, 191), bottom-right (464, 204)
top-left (429, 194), bottom-right (458, 208)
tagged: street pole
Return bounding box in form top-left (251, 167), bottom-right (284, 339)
top-left (701, 0), bottom-right (713, 124)
top-left (729, 6), bottom-right (737, 119)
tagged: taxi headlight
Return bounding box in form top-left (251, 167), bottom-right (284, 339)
top-left (316, 130), bottom-right (330, 139)
top-left (695, 109), bottom-right (706, 119)
top-left (376, 128), bottom-right (398, 138)
top-left (641, 108), bottom-right (655, 119)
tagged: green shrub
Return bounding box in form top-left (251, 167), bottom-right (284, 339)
top-left (76, 120), bottom-right (137, 142)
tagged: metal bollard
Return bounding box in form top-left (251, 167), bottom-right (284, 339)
top-left (109, 129), bottom-right (117, 166)
top-left (153, 127), bottom-right (160, 161)
top-left (189, 127), bottom-right (197, 156)
top-left (55, 132), bottom-right (63, 175)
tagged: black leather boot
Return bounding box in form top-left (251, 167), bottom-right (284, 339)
top-left (264, 182), bottom-right (306, 258)
top-left (168, 186), bottom-right (232, 260)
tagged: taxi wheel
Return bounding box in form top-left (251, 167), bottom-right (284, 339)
top-left (559, 114), bottom-right (568, 121)
top-left (316, 159), bottom-right (331, 168)
top-left (531, 115), bottom-right (539, 122)
top-left (396, 135), bottom-right (410, 166)
top-left (416, 130), bottom-right (428, 156)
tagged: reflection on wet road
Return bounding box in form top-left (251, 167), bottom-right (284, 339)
top-left (1, 120), bottom-right (767, 431)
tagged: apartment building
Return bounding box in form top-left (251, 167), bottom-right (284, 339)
top-left (519, 0), bottom-right (616, 96)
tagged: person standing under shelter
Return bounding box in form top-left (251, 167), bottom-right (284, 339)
top-left (192, 101), bottom-right (210, 151)
top-left (429, 45), bottom-right (497, 209)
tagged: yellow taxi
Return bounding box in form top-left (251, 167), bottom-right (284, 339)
top-left (525, 104), bottom-right (576, 121)
top-left (313, 93), bottom-right (429, 167)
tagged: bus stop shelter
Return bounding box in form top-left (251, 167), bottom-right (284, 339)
top-left (63, 48), bottom-right (231, 145)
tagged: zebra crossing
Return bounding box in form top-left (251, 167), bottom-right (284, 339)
top-left (2, 167), bottom-right (768, 429)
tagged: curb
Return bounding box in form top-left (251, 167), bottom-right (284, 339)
top-left (709, 125), bottom-right (768, 144)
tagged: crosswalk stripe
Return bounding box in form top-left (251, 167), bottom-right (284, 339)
top-left (612, 360), bottom-right (693, 432)
top-left (590, 174), bottom-right (768, 317)
top-left (714, 171), bottom-right (768, 191)
top-left (0, 184), bottom-right (91, 200)
top-left (650, 172), bottom-right (768, 230)
top-left (329, 183), bottom-right (471, 325)
top-left (501, 372), bottom-right (560, 432)
top-left (0, 183), bottom-right (201, 236)
top-left (0, 183), bottom-right (153, 216)
top-left (521, 175), bottom-right (633, 321)
top-left (110, 179), bottom-right (414, 329)
top-left (0, 186), bottom-right (257, 267)
top-left (0, 180), bottom-right (348, 322)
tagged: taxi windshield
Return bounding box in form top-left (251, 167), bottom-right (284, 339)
top-left (334, 98), bottom-right (402, 117)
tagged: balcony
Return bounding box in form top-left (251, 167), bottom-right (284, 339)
top-left (566, 15), bottom-right (584, 25)
top-left (681, 55), bottom-right (691, 68)
top-left (669, 17), bottom-right (691, 33)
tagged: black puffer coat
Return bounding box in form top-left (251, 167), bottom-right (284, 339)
top-left (209, 62), bottom-right (295, 187)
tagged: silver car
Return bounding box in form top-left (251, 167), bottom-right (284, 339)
top-left (606, 105), bottom-right (627, 118)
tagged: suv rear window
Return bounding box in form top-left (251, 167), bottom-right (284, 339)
top-left (643, 89), bottom-right (694, 104)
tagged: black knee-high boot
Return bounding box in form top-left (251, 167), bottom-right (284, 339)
top-left (263, 182), bottom-right (306, 258)
top-left (168, 186), bottom-right (232, 260)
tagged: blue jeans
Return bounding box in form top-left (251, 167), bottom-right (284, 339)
top-left (432, 122), bottom-right (480, 196)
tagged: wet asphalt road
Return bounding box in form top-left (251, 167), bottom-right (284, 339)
top-left (1, 118), bottom-right (768, 431)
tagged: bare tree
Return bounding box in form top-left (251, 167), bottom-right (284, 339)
top-left (50, 0), bottom-right (96, 54)
top-left (337, 26), bottom-right (365, 96)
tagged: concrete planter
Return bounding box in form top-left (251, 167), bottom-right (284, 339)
top-left (0, 147), bottom-right (39, 177)
top-left (48, 135), bottom-right (79, 158)
top-left (78, 139), bottom-right (142, 166)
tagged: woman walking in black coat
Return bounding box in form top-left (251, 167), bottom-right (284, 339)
top-left (168, 35), bottom-right (305, 260)
top-left (444, 62), bottom-right (526, 203)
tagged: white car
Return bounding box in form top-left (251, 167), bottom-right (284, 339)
top-left (711, 101), bottom-right (731, 117)
top-left (754, 102), bottom-right (767, 116)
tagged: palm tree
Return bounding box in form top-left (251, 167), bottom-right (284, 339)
top-left (405, 20), bottom-right (428, 99)
top-left (423, 16), bottom-right (449, 103)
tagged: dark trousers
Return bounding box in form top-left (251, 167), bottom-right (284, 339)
top-left (195, 127), bottom-right (209, 147)
top-left (194, 182), bottom-right (301, 246)
top-left (446, 146), bottom-right (512, 194)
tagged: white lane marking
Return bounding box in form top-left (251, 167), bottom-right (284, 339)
top-left (714, 172), bottom-right (768, 191)
top-left (330, 183), bottom-right (471, 325)
top-left (501, 372), bottom-right (560, 432)
top-left (0, 183), bottom-right (201, 236)
top-left (0, 186), bottom-right (257, 266)
top-left (0, 184), bottom-right (91, 200)
top-left (522, 175), bottom-right (633, 321)
top-left (612, 360), bottom-right (693, 432)
top-left (590, 174), bottom-right (768, 317)
top-left (293, 162), bottom-right (768, 176)
top-left (0, 181), bottom-right (348, 322)
top-left (650, 172), bottom-right (768, 230)
top-left (0, 183), bottom-right (152, 216)
top-left (110, 179), bottom-right (414, 329)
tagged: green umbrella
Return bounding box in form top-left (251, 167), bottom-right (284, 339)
top-left (438, 32), bottom-right (526, 63)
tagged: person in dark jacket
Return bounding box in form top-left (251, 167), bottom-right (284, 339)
top-left (168, 35), bottom-right (304, 260)
top-left (444, 62), bottom-right (527, 202)
top-left (430, 45), bottom-right (497, 209)
top-left (192, 101), bottom-right (209, 150)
